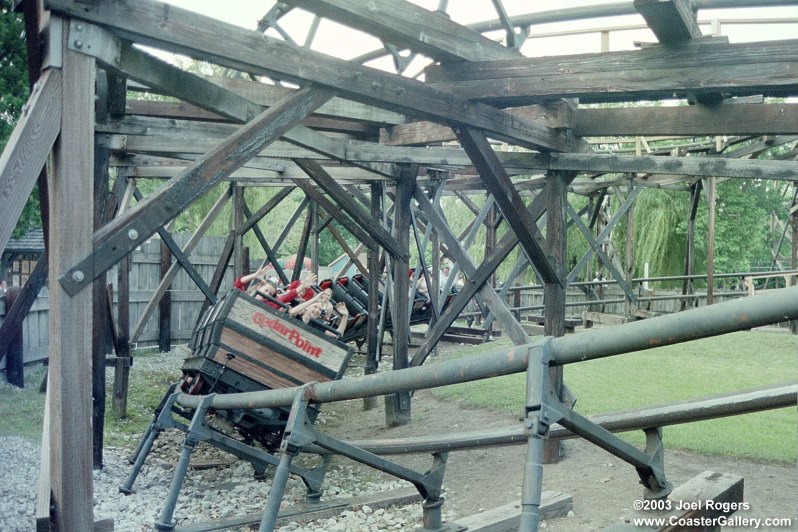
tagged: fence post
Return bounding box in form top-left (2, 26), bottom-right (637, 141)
top-left (159, 238), bottom-right (172, 352)
top-left (4, 287), bottom-right (24, 388)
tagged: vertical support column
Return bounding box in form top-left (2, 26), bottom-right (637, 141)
top-left (706, 176), bottom-right (717, 305)
top-left (310, 201), bottom-right (320, 277)
top-left (681, 182), bottom-right (701, 310)
top-left (158, 238), bottom-right (172, 353)
top-left (386, 165), bottom-right (416, 428)
top-left (48, 19), bottom-right (95, 530)
top-left (542, 171), bottom-right (568, 464)
top-left (233, 185), bottom-right (245, 280)
top-left (4, 287), bottom-right (24, 388)
top-left (364, 182), bottom-right (382, 411)
top-left (625, 181), bottom-right (635, 316)
top-left (113, 252), bottom-right (131, 417)
top-left (791, 183), bottom-right (798, 334)
top-left (91, 131), bottom-right (111, 468)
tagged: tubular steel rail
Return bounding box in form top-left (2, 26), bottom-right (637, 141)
top-left (169, 286), bottom-right (798, 532)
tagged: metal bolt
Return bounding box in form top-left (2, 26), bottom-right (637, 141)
top-left (371, 81), bottom-right (381, 91)
top-left (74, 40), bottom-right (83, 48)
top-left (72, 270), bottom-right (85, 283)
top-left (128, 229), bottom-right (139, 240)
top-left (395, 86), bottom-right (405, 95)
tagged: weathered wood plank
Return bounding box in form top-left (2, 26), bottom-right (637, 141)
top-left (48, 25), bottom-right (95, 530)
top-left (60, 85), bottom-right (332, 296)
top-left (0, 68), bottom-right (61, 253)
top-left (634, 0), bottom-right (701, 44)
top-left (454, 492), bottom-right (573, 531)
top-left (281, 0), bottom-right (521, 62)
top-left (380, 102), bottom-right (574, 146)
top-left (573, 103), bottom-right (798, 137)
top-left (46, 0), bottom-right (571, 151)
top-left (425, 39), bottom-right (798, 105)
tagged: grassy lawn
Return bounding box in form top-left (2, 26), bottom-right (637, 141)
top-left (0, 348), bottom-right (180, 446)
top-left (432, 330), bottom-right (797, 463)
top-left (1, 331), bottom-right (795, 463)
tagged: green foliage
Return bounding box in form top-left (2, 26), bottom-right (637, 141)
top-left (1, 0), bottom-right (41, 237)
top-left (432, 331), bottom-right (797, 462)
top-left (0, 1), bottom-right (28, 152)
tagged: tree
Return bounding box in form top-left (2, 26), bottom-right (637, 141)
top-left (1, 0), bottom-right (36, 237)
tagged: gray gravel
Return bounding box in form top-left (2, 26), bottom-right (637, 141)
top-left (0, 350), bottom-right (430, 531)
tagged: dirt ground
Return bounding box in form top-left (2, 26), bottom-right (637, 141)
top-left (318, 342), bottom-right (798, 531)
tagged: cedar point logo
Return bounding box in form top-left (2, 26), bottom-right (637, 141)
top-left (251, 312), bottom-right (323, 358)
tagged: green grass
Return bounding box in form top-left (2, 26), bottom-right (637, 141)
top-left (432, 331), bottom-right (798, 463)
top-left (0, 349), bottom-right (179, 447)
top-left (0, 364), bottom-right (47, 442)
top-left (2, 332), bottom-right (795, 463)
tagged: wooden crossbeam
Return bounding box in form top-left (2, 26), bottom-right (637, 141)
top-left (281, 0), bottom-right (521, 62)
top-left (130, 188), bottom-right (230, 343)
top-left (457, 128), bottom-right (563, 286)
top-left (294, 158), bottom-right (404, 259)
top-left (47, 0), bottom-right (571, 151)
top-left (291, 177), bottom-right (383, 256)
top-left (425, 39), bottom-right (798, 106)
top-left (411, 190), bottom-right (530, 366)
top-left (60, 85), bottom-right (332, 296)
top-left (573, 103), bottom-right (798, 137)
top-left (0, 68), bottom-right (61, 253)
top-left (634, 0), bottom-right (702, 43)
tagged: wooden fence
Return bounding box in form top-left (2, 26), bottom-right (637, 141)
top-left (0, 233), bottom-right (235, 369)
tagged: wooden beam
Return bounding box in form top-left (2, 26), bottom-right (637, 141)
top-left (386, 165), bottom-right (415, 427)
top-left (425, 39), bottom-right (798, 105)
top-left (48, 0), bottom-right (571, 151)
top-left (548, 152), bottom-right (798, 181)
top-left (293, 158), bottom-right (404, 260)
top-left (380, 102), bottom-right (574, 146)
top-left (130, 188), bottom-right (230, 343)
top-left (573, 103), bottom-right (798, 137)
top-left (0, 68), bottom-right (61, 253)
top-left (411, 189), bottom-right (530, 366)
top-left (634, 0), bottom-right (701, 43)
top-left (48, 22), bottom-right (94, 529)
top-left (291, 178), bottom-right (383, 256)
top-left (59, 85), bottom-right (332, 296)
top-left (241, 199), bottom-right (290, 286)
top-left (280, 0), bottom-right (521, 63)
top-left (457, 128), bottom-right (563, 286)
top-left (0, 251), bottom-right (47, 364)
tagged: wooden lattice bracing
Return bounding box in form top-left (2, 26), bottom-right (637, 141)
top-left (2, 0), bottom-right (797, 529)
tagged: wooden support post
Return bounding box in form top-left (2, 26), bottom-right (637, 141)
top-left (681, 182), bottom-right (701, 310)
top-left (233, 185), bottom-right (245, 280)
top-left (113, 254), bottom-right (131, 417)
top-left (791, 183), bottom-right (797, 334)
top-left (4, 287), bottom-right (24, 388)
top-left (310, 201), bottom-right (320, 277)
top-left (91, 137), bottom-right (111, 469)
top-left (158, 237), bottom-right (172, 353)
top-left (625, 181), bottom-right (635, 317)
top-left (706, 176), bottom-right (717, 305)
top-left (543, 171), bottom-right (569, 464)
top-left (364, 183), bottom-right (382, 411)
top-left (386, 165), bottom-right (416, 428)
top-left (47, 22), bottom-right (95, 529)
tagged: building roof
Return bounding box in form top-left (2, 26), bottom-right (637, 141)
top-left (4, 228), bottom-right (45, 255)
